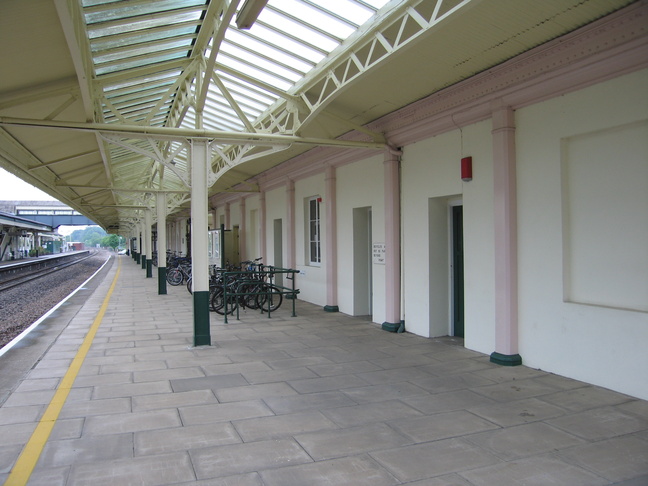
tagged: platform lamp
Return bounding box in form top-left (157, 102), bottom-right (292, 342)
top-left (236, 0), bottom-right (269, 29)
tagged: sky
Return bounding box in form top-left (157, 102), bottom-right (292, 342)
top-left (0, 167), bottom-right (56, 201)
top-left (0, 168), bottom-right (87, 235)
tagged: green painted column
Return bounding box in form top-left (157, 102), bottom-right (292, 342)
top-left (193, 291), bottom-right (210, 346)
top-left (158, 267), bottom-right (167, 294)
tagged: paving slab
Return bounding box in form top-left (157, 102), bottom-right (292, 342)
top-left (259, 454), bottom-right (399, 486)
top-left (388, 410), bottom-right (500, 443)
top-left (1, 256), bottom-right (648, 485)
top-left (189, 438), bottom-right (313, 479)
top-left (322, 399), bottom-right (423, 428)
top-left (295, 422), bottom-right (413, 460)
top-left (67, 451), bottom-right (196, 486)
top-left (465, 421), bottom-right (585, 460)
top-left (135, 422), bottom-right (241, 455)
top-left (556, 435), bottom-right (648, 482)
top-left (371, 438), bottom-right (501, 482)
top-left (546, 406), bottom-right (648, 440)
top-left (37, 433), bottom-right (133, 468)
top-left (459, 454), bottom-right (610, 486)
top-left (233, 410), bottom-right (339, 442)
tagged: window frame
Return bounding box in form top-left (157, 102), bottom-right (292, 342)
top-left (307, 196), bottom-right (321, 266)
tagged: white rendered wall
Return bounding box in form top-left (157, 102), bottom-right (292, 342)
top-left (294, 174), bottom-right (326, 306)
top-left (336, 155), bottom-right (385, 321)
top-left (244, 195), bottom-right (260, 261)
top-left (515, 70), bottom-right (648, 399)
top-left (401, 122), bottom-right (495, 355)
top-left (265, 186), bottom-right (287, 267)
top-left (460, 122), bottom-right (496, 355)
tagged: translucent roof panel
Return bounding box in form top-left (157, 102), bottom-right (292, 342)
top-left (181, 0), bottom-right (390, 133)
top-left (80, 0), bottom-right (392, 155)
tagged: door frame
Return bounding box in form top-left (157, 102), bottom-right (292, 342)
top-left (352, 206), bottom-right (373, 316)
top-left (449, 199), bottom-right (464, 338)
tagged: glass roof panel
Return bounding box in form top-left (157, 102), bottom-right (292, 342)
top-left (219, 72), bottom-right (279, 104)
top-left (224, 29), bottom-right (314, 74)
top-left (90, 25), bottom-right (198, 52)
top-left (95, 50), bottom-right (189, 76)
top-left (106, 86), bottom-right (170, 105)
top-left (93, 38), bottom-right (193, 65)
top-left (270, 0), bottom-right (356, 36)
top-left (83, 0), bottom-right (206, 23)
top-left (243, 23), bottom-right (327, 63)
top-left (305, 0), bottom-right (380, 25)
top-left (82, 0), bottom-right (397, 170)
top-left (257, 9), bottom-right (340, 52)
top-left (217, 54), bottom-right (294, 91)
top-left (204, 92), bottom-right (263, 121)
top-left (219, 43), bottom-right (304, 81)
top-left (103, 70), bottom-right (181, 93)
top-left (86, 10), bottom-right (204, 39)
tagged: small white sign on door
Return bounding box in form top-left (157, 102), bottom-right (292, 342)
top-left (372, 243), bottom-right (385, 264)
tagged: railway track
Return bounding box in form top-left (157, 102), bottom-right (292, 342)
top-left (0, 250), bottom-right (112, 349)
top-left (0, 250), bottom-right (98, 292)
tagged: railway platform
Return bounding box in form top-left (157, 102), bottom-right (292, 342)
top-left (0, 255), bottom-right (647, 485)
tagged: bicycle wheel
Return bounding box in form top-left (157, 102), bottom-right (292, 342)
top-left (166, 268), bottom-right (183, 286)
top-left (210, 287), bottom-right (236, 315)
top-left (238, 282), bottom-right (261, 310)
top-left (186, 276), bottom-right (193, 294)
top-left (257, 284), bottom-right (283, 312)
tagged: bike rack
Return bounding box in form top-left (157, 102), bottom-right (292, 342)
top-left (220, 266), bottom-right (300, 323)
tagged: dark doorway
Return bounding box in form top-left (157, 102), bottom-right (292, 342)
top-left (452, 205), bottom-right (465, 338)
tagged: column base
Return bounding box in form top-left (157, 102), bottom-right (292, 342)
top-left (323, 305), bottom-right (339, 313)
top-left (158, 267), bottom-right (167, 295)
top-left (146, 259), bottom-right (153, 278)
top-left (490, 352), bottom-right (522, 366)
top-left (193, 291), bottom-right (211, 347)
top-left (382, 320), bottom-right (405, 333)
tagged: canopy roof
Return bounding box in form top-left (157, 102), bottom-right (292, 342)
top-left (0, 0), bottom-right (636, 231)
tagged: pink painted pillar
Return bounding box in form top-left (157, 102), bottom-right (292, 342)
top-left (382, 148), bottom-right (403, 332)
top-left (239, 197), bottom-right (246, 263)
top-left (209, 207), bottom-right (217, 231)
top-left (490, 104), bottom-right (522, 366)
top-left (259, 190), bottom-right (267, 263)
top-left (286, 178), bottom-right (296, 270)
top-left (324, 165), bottom-right (339, 312)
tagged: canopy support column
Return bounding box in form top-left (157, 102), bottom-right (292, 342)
top-left (324, 165), bottom-right (339, 312)
top-left (145, 208), bottom-right (153, 278)
top-left (157, 192), bottom-right (167, 294)
top-left (191, 140), bottom-right (211, 347)
top-left (382, 148), bottom-right (403, 332)
top-left (490, 104), bottom-right (522, 366)
top-left (259, 191), bottom-right (267, 262)
top-left (139, 222), bottom-right (145, 267)
top-left (286, 179), bottom-right (296, 270)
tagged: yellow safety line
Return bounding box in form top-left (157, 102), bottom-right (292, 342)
top-left (4, 258), bottom-right (122, 486)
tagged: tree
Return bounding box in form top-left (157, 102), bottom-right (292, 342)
top-left (102, 234), bottom-right (120, 250)
top-left (69, 226), bottom-right (107, 246)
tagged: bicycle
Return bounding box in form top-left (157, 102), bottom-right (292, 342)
top-left (209, 258), bottom-right (283, 315)
top-left (166, 261), bottom-right (191, 287)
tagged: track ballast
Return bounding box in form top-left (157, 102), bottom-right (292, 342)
top-left (0, 250), bottom-right (112, 349)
